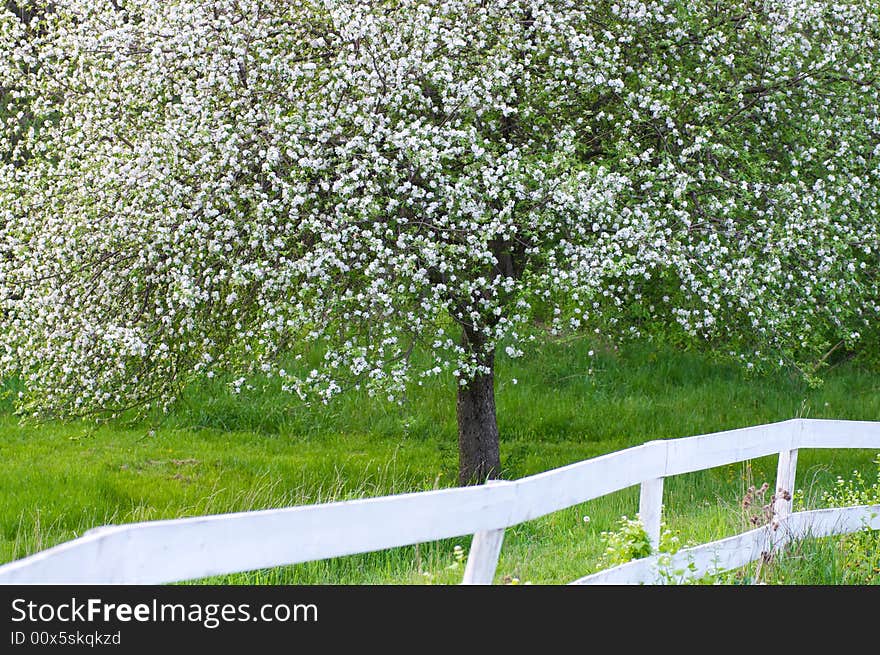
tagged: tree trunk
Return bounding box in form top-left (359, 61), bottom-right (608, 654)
top-left (457, 343), bottom-right (501, 486)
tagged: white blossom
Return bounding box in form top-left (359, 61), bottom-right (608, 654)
top-left (0, 0), bottom-right (877, 416)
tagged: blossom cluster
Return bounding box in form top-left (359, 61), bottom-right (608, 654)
top-left (1, 0), bottom-right (878, 416)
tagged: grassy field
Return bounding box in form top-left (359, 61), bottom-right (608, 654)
top-left (1, 337), bottom-right (878, 584)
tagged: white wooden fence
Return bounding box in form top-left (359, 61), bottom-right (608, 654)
top-left (0, 418), bottom-right (878, 585)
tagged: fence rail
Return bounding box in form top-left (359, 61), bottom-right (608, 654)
top-left (0, 418), bottom-right (878, 585)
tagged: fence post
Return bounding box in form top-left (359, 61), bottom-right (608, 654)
top-left (774, 448), bottom-right (798, 520)
top-left (639, 477), bottom-right (664, 550)
top-left (461, 480), bottom-right (508, 585)
top-left (772, 448), bottom-right (798, 550)
top-left (461, 528), bottom-right (506, 585)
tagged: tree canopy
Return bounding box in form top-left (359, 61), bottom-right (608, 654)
top-left (1, 0), bottom-right (879, 480)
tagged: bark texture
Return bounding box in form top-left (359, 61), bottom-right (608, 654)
top-left (456, 330), bottom-right (501, 485)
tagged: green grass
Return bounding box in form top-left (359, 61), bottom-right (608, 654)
top-left (717, 536), bottom-right (873, 586)
top-left (0, 337), bottom-right (878, 584)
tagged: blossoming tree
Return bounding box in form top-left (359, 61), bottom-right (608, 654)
top-left (1, 0), bottom-right (878, 484)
